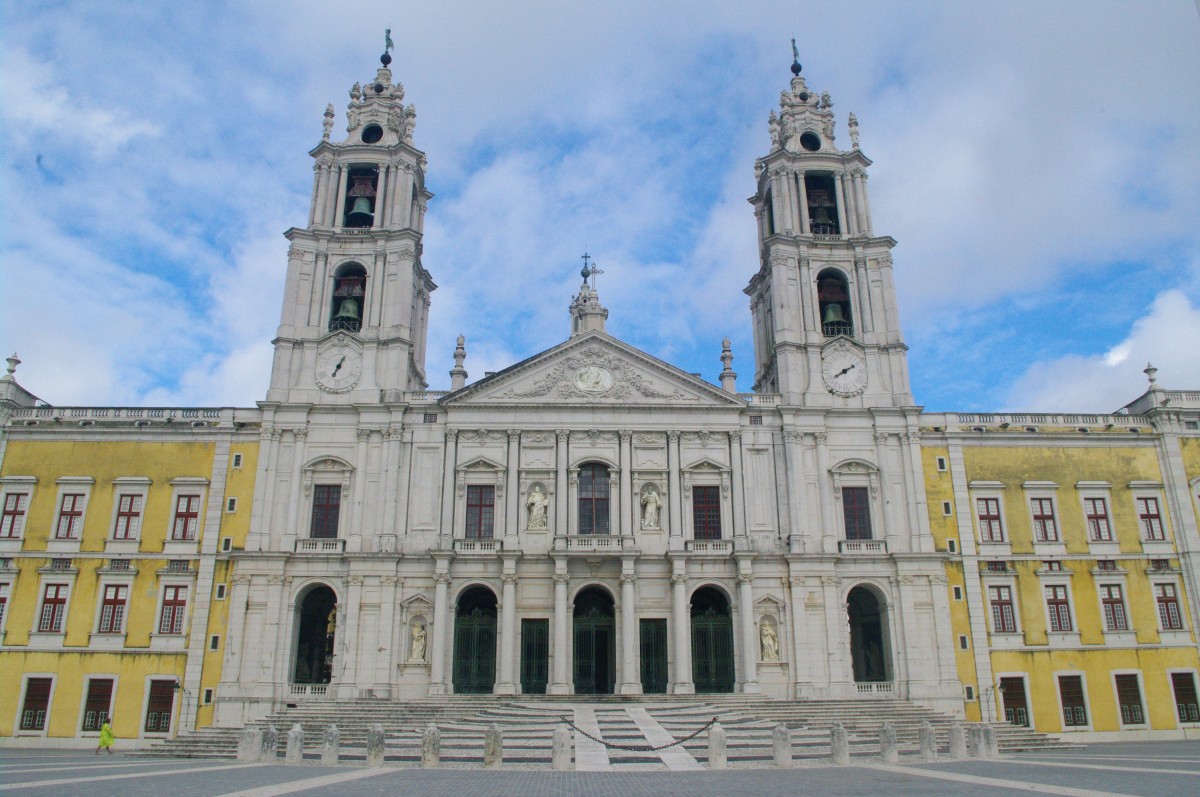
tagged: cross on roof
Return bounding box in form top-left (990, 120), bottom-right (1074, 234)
top-left (580, 252), bottom-right (604, 289)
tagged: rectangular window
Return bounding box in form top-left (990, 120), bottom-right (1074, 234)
top-left (941, 501), bottom-right (952, 516)
top-left (159, 586), bottom-right (187, 635)
top-left (1096, 560), bottom-right (1117, 571)
top-left (203, 688), bottom-right (214, 704)
top-left (20, 677), bottom-right (52, 730)
top-left (990, 585), bottom-right (1016, 633)
top-left (1043, 560), bottom-right (1062, 571)
top-left (98, 584), bottom-right (128, 633)
top-left (953, 585), bottom-right (963, 601)
top-left (209, 634), bottom-right (220, 651)
top-left (692, 486), bottom-right (722, 540)
top-left (423, 412), bottom-right (438, 423)
top-left (39, 584), bottom-right (68, 632)
top-left (1059, 675), bottom-right (1088, 727)
top-left (109, 559), bottom-right (131, 571)
top-left (56, 494), bottom-right (85, 539)
top-left (749, 415), bottom-right (763, 426)
top-left (1138, 497), bottom-right (1165, 540)
top-left (167, 560), bottom-right (190, 572)
top-left (1084, 497), bottom-right (1112, 541)
top-left (232, 453), bottom-right (243, 468)
top-left (0, 582), bottom-right (8, 629)
top-left (225, 497), bottom-right (237, 513)
top-left (50, 558), bottom-right (72, 570)
top-left (985, 561), bottom-right (1009, 573)
top-left (81, 678), bottom-right (114, 731)
top-left (215, 583), bottom-right (226, 600)
top-left (1115, 674), bottom-right (1145, 724)
top-left (842, 486), bottom-right (872, 540)
top-left (964, 685), bottom-right (975, 701)
top-left (1156, 583), bottom-right (1183, 630)
top-left (1171, 673), bottom-right (1200, 723)
top-left (1, 492), bottom-right (29, 538)
top-left (1031, 497), bottom-right (1058, 542)
top-left (144, 679), bottom-right (175, 732)
top-left (1046, 585), bottom-right (1072, 632)
top-left (171, 495), bottom-right (201, 541)
top-left (578, 465), bottom-right (610, 535)
top-left (1101, 584), bottom-right (1128, 631)
top-left (937, 457), bottom-right (948, 471)
top-left (958, 635), bottom-right (969, 650)
top-left (465, 485), bottom-right (495, 539)
top-left (977, 498), bottom-right (1004, 542)
top-left (113, 494), bottom-right (143, 540)
top-left (309, 485), bottom-right (341, 539)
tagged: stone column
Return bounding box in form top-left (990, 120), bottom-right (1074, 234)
top-left (550, 569), bottom-right (571, 694)
top-left (737, 566), bottom-right (760, 693)
top-left (833, 171), bottom-right (849, 237)
top-left (822, 575), bottom-right (849, 690)
top-left (797, 170), bottom-right (810, 234)
top-left (381, 425), bottom-right (403, 536)
top-left (671, 566), bottom-right (694, 694)
top-left (782, 431), bottom-right (805, 552)
top-left (619, 431), bottom-right (633, 536)
top-left (505, 430), bottom-right (520, 546)
top-left (349, 428), bottom-right (370, 551)
top-left (429, 569), bottom-right (451, 695)
top-left (815, 433), bottom-right (836, 553)
top-left (377, 576), bottom-right (399, 694)
top-left (667, 431), bottom-right (683, 544)
top-left (840, 169), bottom-right (858, 236)
top-left (619, 566), bottom-right (641, 694)
top-left (438, 431), bottom-right (458, 550)
top-left (332, 165), bottom-right (349, 227)
top-left (496, 571), bottom-right (518, 695)
top-left (336, 576), bottom-right (364, 698)
top-left (555, 431), bottom-right (569, 536)
top-left (853, 172), bottom-right (869, 235)
top-left (283, 428), bottom-right (308, 550)
top-left (729, 432), bottom-right (747, 541)
top-left (860, 172), bottom-right (873, 235)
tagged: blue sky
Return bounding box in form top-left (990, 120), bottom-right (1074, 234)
top-left (3, 1), bottom-right (1199, 413)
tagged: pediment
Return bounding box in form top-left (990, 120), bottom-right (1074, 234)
top-left (441, 331), bottom-right (745, 408)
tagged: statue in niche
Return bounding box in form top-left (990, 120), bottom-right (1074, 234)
top-left (760, 620), bottom-right (780, 662)
top-left (641, 486), bottom-right (661, 529)
top-left (526, 485), bottom-right (548, 529)
top-left (408, 622), bottom-right (427, 662)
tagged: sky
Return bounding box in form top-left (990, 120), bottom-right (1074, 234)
top-left (2, 1), bottom-right (1199, 414)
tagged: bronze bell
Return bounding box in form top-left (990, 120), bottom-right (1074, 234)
top-left (346, 197), bottom-right (374, 226)
top-left (822, 302), bottom-right (847, 324)
top-left (334, 297), bottom-right (360, 321)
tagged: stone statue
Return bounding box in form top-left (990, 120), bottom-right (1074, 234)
top-left (641, 487), bottom-right (661, 529)
top-left (760, 620), bottom-right (780, 662)
top-left (526, 486), bottom-right (548, 529)
top-left (768, 111), bottom-right (780, 148)
top-left (408, 622), bottom-right (427, 662)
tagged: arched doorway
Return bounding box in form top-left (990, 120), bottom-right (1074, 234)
top-left (847, 586), bottom-right (889, 682)
top-left (294, 585), bottom-right (337, 684)
top-left (691, 587), bottom-right (735, 693)
top-left (573, 587), bottom-right (615, 694)
top-left (453, 587), bottom-right (497, 694)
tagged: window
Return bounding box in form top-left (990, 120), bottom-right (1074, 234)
top-left (749, 415), bottom-right (763, 426)
top-left (232, 453), bottom-right (243, 468)
top-left (167, 560), bottom-right (190, 572)
top-left (953, 586), bottom-right (963, 601)
top-left (1096, 560), bottom-right (1117, 571)
top-left (941, 501), bottom-right (952, 516)
top-left (81, 678), bottom-right (114, 731)
top-left (1171, 673), bottom-right (1200, 722)
top-left (215, 583), bottom-right (226, 600)
top-left (159, 586), bottom-right (187, 635)
top-left (113, 494), bottom-right (143, 540)
top-left (423, 413), bottom-right (438, 424)
top-left (329, 263), bottom-right (367, 331)
top-left (1084, 497), bottom-right (1112, 542)
top-left (171, 495), bottom-right (201, 540)
top-left (39, 584), bottom-right (68, 632)
top-left (842, 486), bottom-right (871, 540)
top-left (1, 492), bottom-right (29, 538)
top-left (1043, 560), bottom-right (1063, 572)
top-left (937, 457), bottom-right (948, 472)
top-left (1150, 558), bottom-right (1171, 571)
top-left (0, 582), bottom-right (9, 629)
top-left (309, 485), bottom-right (341, 539)
top-left (1031, 497), bottom-right (1058, 542)
top-left (203, 688), bottom-right (214, 705)
top-left (209, 634), bottom-right (220, 651)
top-left (578, 464), bottom-right (610, 535)
top-left (1046, 585), bottom-right (1073, 632)
top-left (1059, 675), bottom-right (1088, 727)
top-left (1114, 674), bottom-right (1145, 724)
top-left (1137, 497), bottom-right (1164, 540)
top-left (964, 686), bottom-right (975, 701)
top-left (958, 635), bottom-right (969, 650)
top-left (977, 498), bottom-right (1004, 542)
top-left (50, 558), bottom-right (72, 571)
top-left (985, 561), bottom-right (1009, 573)
top-left (1156, 583), bottom-right (1183, 630)
top-left (56, 494), bottom-right (85, 539)
top-left (692, 486), bottom-right (722, 540)
top-left (225, 497), bottom-right (237, 513)
top-left (1100, 585), bottom-right (1128, 632)
top-left (109, 559), bottom-right (131, 571)
top-left (948, 539), bottom-right (958, 553)
top-left (20, 678), bottom-right (52, 730)
top-left (989, 585), bottom-right (1017, 633)
top-left (465, 485), bottom-right (495, 539)
top-left (98, 585), bottom-right (128, 633)
top-left (222, 537), bottom-right (233, 552)
top-left (144, 679), bottom-right (175, 732)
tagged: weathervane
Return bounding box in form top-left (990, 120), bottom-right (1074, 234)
top-left (385, 29), bottom-right (394, 55)
top-left (580, 252), bottom-right (604, 289)
top-left (791, 38), bottom-right (802, 75)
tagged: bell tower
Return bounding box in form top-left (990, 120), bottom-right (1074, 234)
top-left (745, 48), bottom-right (913, 408)
top-left (267, 36), bottom-right (435, 403)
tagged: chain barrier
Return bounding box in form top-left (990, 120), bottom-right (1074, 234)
top-left (558, 714), bottom-right (718, 752)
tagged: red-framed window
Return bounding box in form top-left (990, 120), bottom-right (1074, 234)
top-left (1031, 498), bottom-right (1058, 542)
top-left (1046, 585), bottom-right (1072, 632)
top-left (20, 677), bottom-right (52, 730)
top-left (1084, 497), bottom-right (1111, 541)
top-left (171, 495), bottom-right (201, 541)
top-left (1059, 675), bottom-right (1088, 727)
top-left (1, 492), bottom-right (29, 538)
top-left (1100, 584), bottom-right (1127, 631)
top-left (578, 464), bottom-right (610, 535)
top-left (56, 494), bottom-right (85, 539)
top-left (113, 494), bottom-right (143, 540)
top-left (465, 485), bottom-right (495, 539)
top-left (692, 486), bottom-right (722, 540)
top-left (1138, 497), bottom-right (1165, 540)
top-left (1171, 673), bottom-right (1200, 722)
top-left (0, 582), bottom-right (9, 629)
top-left (1156, 583), bottom-right (1183, 630)
top-left (98, 584), bottom-right (128, 633)
top-left (1115, 674), bottom-right (1145, 724)
top-left (81, 678), bottom-right (114, 731)
top-left (38, 583), bottom-right (68, 632)
top-left (977, 498), bottom-right (1004, 542)
top-left (159, 585), bottom-right (187, 634)
top-left (842, 486), bottom-right (872, 540)
top-left (309, 485), bottom-right (341, 539)
top-left (989, 585), bottom-right (1016, 633)
top-left (144, 679), bottom-right (175, 733)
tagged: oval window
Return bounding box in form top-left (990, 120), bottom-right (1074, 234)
top-left (799, 132), bottom-right (821, 152)
top-left (361, 124), bottom-right (383, 144)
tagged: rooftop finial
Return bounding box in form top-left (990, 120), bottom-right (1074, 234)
top-left (1144, 362), bottom-right (1158, 386)
top-left (790, 38), bottom-right (802, 76)
top-left (580, 252), bottom-right (604, 290)
top-left (4, 352), bottom-right (19, 377)
top-left (381, 28), bottom-right (394, 67)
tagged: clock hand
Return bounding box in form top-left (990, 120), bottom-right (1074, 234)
top-left (331, 356), bottom-right (345, 376)
top-left (836, 363), bottom-right (856, 377)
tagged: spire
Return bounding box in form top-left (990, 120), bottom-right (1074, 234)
top-left (790, 37), bottom-right (802, 76)
top-left (766, 44), bottom-right (838, 155)
top-left (450, 335), bottom-right (468, 390)
top-left (569, 254), bottom-right (609, 336)
top-left (719, 338), bottom-right (737, 393)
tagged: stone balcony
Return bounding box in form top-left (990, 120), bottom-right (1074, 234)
top-left (838, 539), bottom-right (888, 555)
top-left (294, 538), bottom-right (346, 554)
top-left (453, 538), bottom-right (502, 555)
top-left (553, 534), bottom-right (637, 555)
top-left (685, 539), bottom-right (734, 556)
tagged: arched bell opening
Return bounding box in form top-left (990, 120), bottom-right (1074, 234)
top-left (342, 164), bottom-right (379, 228)
top-left (847, 585), bottom-right (890, 683)
top-left (572, 586), bottom-right (616, 695)
top-left (293, 584), bottom-right (337, 685)
top-left (804, 173), bottom-right (840, 235)
top-left (691, 586), bottom-right (735, 693)
top-left (329, 263), bottom-right (366, 333)
top-left (452, 587), bottom-right (497, 694)
top-left (817, 268), bottom-right (854, 337)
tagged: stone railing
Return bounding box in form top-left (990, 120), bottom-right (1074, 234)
top-left (380, 390), bottom-right (451, 404)
top-left (927, 412), bottom-right (1147, 431)
top-left (454, 538), bottom-right (501, 554)
top-left (7, 406), bottom-right (243, 428)
top-left (854, 681), bottom-right (894, 696)
top-left (287, 684), bottom-right (329, 698)
top-left (686, 539), bottom-right (734, 555)
top-left (839, 540), bottom-right (888, 555)
top-left (739, 393), bottom-right (781, 406)
top-left (295, 539), bottom-right (345, 554)
top-left (556, 535), bottom-right (633, 553)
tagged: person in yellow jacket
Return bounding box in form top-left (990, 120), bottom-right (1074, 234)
top-left (96, 717), bottom-right (115, 755)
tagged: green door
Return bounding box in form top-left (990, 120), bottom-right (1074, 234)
top-left (691, 589), bottom-right (734, 693)
top-left (573, 590), bottom-right (615, 695)
top-left (639, 618), bottom-right (668, 694)
top-left (452, 605), bottom-right (497, 694)
top-left (520, 619), bottom-right (549, 694)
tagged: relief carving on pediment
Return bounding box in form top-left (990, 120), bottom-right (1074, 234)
top-left (497, 346), bottom-right (688, 401)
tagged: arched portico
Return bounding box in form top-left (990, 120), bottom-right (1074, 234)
top-left (452, 586), bottom-right (498, 694)
top-left (847, 585), bottom-right (890, 683)
top-left (691, 586), bottom-right (735, 693)
top-left (293, 584), bottom-right (337, 685)
top-left (573, 586), bottom-right (616, 694)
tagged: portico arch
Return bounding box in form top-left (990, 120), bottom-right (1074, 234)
top-left (452, 586), bottom-right (497, 694)
top-left (293, 583), bottom-right (337, 685)
top-left (573, 586), bottom-right (616, 694)
top-left (847, 584), bottom-right (890, 683)
top-left (690, 585), bottom-right (735, 693)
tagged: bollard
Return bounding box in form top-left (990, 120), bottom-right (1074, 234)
top-left (947, 721), bottom-right (967, 759)
top-left (552, 722), bottom-right (573, 771)
top-left (968, 724), bottom-right (987, 758)
top-left (879, 722), bottom-right (898, 764)
top-left (772, 722), bottom-right (792, 768)
top-left (260, 724), bottom-right (279, 762)
top-left (366, 723), bottom-right (387, 768)
top-left (484, 724), bottom-right (503, 768)
top-left (238, 727), bottom-right (263, 761)
top-left (422, 724), bottom-right (441, 768)
top-left (830, 721), bottom-right (850, 765)
top-left (983, 724), bottom-right (999, 758)
top-left (707, 719), bottom-right (727, 770)
top-left (321, 724), bottom-right (341, 765)
top-left (918, 721), bottom-right (937, 762)
top-left (286, 723), bottom-right (304, 763)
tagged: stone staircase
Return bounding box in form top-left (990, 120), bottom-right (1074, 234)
top-left (139, 694), bottom-right (1076, 767)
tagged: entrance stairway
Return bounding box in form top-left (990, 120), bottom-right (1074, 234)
top-left (138, 694), bottom-right (1077, 767)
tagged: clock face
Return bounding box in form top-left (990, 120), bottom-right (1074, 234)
top-left (315, 345), bottom-right (362, 393)
top-left (821, 346), bottom-right (867, 397)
